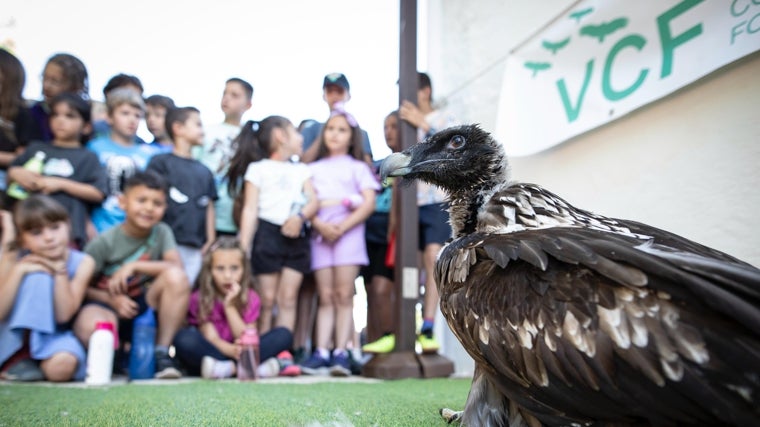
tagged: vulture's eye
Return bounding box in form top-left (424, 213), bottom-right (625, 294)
top-left (447, 135), bottom-right (466, 150)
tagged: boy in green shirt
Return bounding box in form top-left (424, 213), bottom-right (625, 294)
top-left (73, 171), bottom-right (189, 379)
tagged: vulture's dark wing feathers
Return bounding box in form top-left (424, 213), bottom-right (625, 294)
top-left (620, 219), bottom-right (760, 300)
top-left (436, 225), bottom-right (760, 426)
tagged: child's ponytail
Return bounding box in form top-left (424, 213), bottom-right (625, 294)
top-left (226, 116), bottom-right (293, 197)
top-left (226, 120), bottom-right (266, 197)
top-left (225, 116), bottom-right (294, 226)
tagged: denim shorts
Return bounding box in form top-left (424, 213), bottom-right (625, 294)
top-left (419, 202), bottom-right (452, 249)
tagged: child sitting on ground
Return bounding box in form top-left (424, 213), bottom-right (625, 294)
top-left (0, 196), bottom-right (97, 382)
top-left (172, 236), bottom-right (300, 379)
top-left (72, 171), bottom-right (189, 379)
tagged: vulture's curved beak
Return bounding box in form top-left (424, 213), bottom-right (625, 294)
top-left (380, 152), bottom-right (412, 181)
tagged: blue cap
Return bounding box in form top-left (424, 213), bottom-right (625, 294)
top-left (323, 73), bottom-right (350, 91)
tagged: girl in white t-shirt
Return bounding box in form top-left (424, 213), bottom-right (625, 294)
top-left (225, 117), bottom-right (318, 335)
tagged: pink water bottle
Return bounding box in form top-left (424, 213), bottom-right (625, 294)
top-left (237, 327), bottom-right (260, 381)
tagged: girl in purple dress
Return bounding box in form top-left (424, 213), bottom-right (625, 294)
top-left (300, 106), bottom-right (379, 376)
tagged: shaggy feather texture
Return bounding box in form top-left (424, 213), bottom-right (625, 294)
top-left (382, 124), bottom-right (760, 426)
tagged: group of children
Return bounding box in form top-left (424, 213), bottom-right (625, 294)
top-left (0, 47), bottom-right (452, 382)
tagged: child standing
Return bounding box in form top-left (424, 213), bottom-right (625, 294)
top-left (361, 111), bottom-right (400, 352)
top-left (7, 93), bottom-right (107, 249)
top-left (0, 196), bottom-right (97, 382)
top-left (300, 108), bottom-right (378, 376)
top-left (172, 237), bottom-right (298, 378)
top-left (86, 87), bottom-right (158, 233)
top-left (147, 106), bottom-right (217, 284)
top-left (195, 78), bottom-right (253, 237)
top-left (144, 95), bottom-right (176, 153)
top-left (0, 49), bottom-right (34, 191)
top-left (72, 172), bottom-right (189, 379)
top-left (226, 116), bottom-right (318, 334)
top-left (397, 72), bottom-right (458, 353)
top-left (28, 53), bottom-right (89, 143)
top-left (90, 73), bottom-right (146, 143)
top-left (299, 73), bottom-right (373, 164)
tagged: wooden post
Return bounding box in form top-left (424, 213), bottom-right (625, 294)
top-left (395, 0), bottom-right (420, 355)
top-left (362, 0), bottom-right (421, 379)
top-left (363, 0), bottom-right (452, 379)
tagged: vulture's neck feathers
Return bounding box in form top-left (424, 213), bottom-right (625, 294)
top-left (445, 148), bottom-right (511, 238)
top-left (445, 146), bottom-right (641, 240)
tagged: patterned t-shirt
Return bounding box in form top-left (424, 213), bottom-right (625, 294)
top-left (86, 136), bottom-right (159, 232)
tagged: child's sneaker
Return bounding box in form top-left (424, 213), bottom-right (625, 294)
top-left (256, 357), bottom-right (280, 378)
top-left (154, 352), bottom-right (182, 379)
top-left (292, 347), bottom-right (307, 365)
top-left (417, 333), bottom-right (440, 354)
top-left (1, 359), bottom-right (44, 382)
top-left (201, 356), bottom-right (235, 379)
top-left (329, 351), bottom-right (351, 377)
top-left (300, 351), bottom-right (330, 375)
top-left (349, 348), bottom-right (365, 375)
top-left (361, 334), bottom-right (395, 354)
top-left (276, 351), bottom-right (301, 377)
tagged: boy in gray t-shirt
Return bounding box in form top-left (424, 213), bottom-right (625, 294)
top-left (73, 171), bottom-right (190, 380)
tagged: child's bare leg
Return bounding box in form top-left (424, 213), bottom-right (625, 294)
top-left (313, 268), bottom-right (336, 350)
top-left (40, 352), bottom-right (77, 382)
top-left (275, 268), bottom-right (303, 332)
top-left (372, 276), bottom-right (395, 338)
top-left (146, 265), bottom-right (189, 347)
top-left (72, 304), bottom-right (118, 346)
top-left (334, 265), bottom-right (359, 350)
top-left (293, 275), bottom-right (317, 353)
top-left (422, 243), bottom-right (442, 323)
top-left (256, 273), bottom-right (279, 333)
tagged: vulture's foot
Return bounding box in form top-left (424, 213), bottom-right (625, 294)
top-left (440, 407), bottom-right (463, 424)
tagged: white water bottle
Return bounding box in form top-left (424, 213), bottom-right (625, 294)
top-left (85, 321), bottom-right (116, 385)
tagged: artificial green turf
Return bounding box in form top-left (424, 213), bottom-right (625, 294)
top-left (0, 378), bottom-right (471, 426)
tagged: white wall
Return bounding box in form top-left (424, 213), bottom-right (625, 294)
top-left (424, 0), bottom-right (760, 376)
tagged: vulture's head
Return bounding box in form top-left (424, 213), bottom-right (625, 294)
top-left (380, 124), bottom-right (509, 198)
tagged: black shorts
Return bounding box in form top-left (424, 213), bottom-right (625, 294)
top-left (419, 202), bottom-right (451, 250)
top-left (361, 240), bottom-right (394, 282)
top-left (83, 293), bottom-right (149, 344)
top-left (251, 219), bottom-right (311, 275)
top-left (364, 212), bottom-right (390, 244)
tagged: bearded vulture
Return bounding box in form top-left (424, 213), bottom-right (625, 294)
top-left (380, 124), bottom-right (760, 426)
